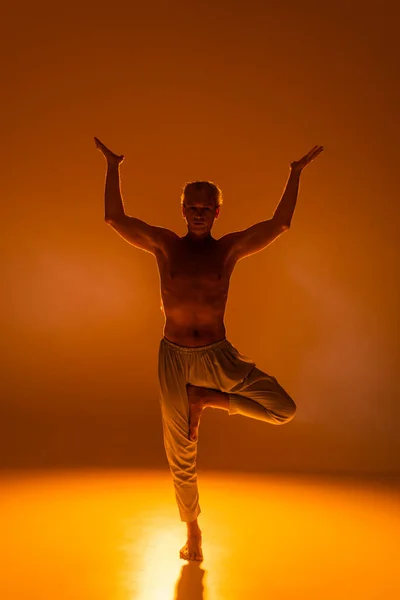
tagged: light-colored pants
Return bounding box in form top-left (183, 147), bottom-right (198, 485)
top-left (157, 336), bottom-right (296, 522)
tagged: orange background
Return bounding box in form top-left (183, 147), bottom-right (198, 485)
top-left (2, 0), bottom-right (399, 473)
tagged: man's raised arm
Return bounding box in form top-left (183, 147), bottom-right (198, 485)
top-left (221, 145), bottom-right (324, 261)
top-left (94, 137), bottom-right (175, 254)
top-left (94, 136), bottom-right (126, 223)
top-left (273, 144), bottom-right (324, 227)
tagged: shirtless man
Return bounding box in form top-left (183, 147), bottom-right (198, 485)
top-left (94, 136), bottom-right (323, 562)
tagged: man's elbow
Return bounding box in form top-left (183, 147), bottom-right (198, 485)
top-left (274, 220), bottom-right (290, 232)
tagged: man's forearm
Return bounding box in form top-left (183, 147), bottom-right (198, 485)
top-left (273, 169), bottom-right (301, 228)
top-left (104, 162), bottom-right (126, 222)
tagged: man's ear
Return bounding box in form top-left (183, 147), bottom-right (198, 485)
top-left (215, 206), bottom-right (220, 219)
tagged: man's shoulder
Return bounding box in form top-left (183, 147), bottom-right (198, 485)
top-left (217, 231), bottom-right (241, 253)
top-left (217, 231), bottom-right (240, 244)
top-left (155, 227), bottom-right (180, 247)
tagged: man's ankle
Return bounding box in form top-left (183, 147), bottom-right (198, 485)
top-left (187, 519), bottom-right (201, 535)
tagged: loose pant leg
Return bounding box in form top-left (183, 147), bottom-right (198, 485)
top-left (227, 366), bottom-right (296, 425)
top-left (158, 341), bottom-right (201, 523)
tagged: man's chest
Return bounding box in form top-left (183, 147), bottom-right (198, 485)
top-left (155, 243), bottom-right (235, 287)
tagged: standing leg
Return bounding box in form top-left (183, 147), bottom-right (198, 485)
top-left (158, 381), bottom-right (200, 523)
top-left (158, 342), bottom-right (203, 561)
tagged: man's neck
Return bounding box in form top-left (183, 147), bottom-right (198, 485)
top-left (184, 232), bottom-right (214, 243)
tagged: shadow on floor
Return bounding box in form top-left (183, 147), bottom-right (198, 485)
top-left (174, 562), bottom-right (206, 600)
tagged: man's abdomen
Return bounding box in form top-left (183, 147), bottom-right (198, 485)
top-left (163, 317), bottom-right (226, 348)
top-left (160, 276), bottom-right (230, 347)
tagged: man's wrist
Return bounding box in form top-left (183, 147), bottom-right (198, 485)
top-left (289, 164), bottom-right (302, 176)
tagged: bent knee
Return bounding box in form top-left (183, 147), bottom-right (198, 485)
top-left (276, 397), bottom-right (296, 425)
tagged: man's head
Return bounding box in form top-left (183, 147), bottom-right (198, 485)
top-left (181, 181), bottom-right (223, 238)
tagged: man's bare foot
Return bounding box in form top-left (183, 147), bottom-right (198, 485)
top-left (179, 533), bottom-right (203, 561)
top-left (186, 384), bottom-right (208, 442)
top-left (94, 137), bottom-right (125, 165)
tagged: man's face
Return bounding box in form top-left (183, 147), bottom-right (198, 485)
top-left (182, 190), bottom-right (220, 236)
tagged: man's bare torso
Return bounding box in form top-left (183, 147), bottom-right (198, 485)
top-left (97, 135), bottom-right (323, 352)
top-left (154, 233), bottom-right (237, 347)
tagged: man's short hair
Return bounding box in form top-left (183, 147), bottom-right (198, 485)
top-left (181, 181), bottom-right (223, 208)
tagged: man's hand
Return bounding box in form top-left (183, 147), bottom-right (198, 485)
top-left (94, 137), bottom-right (125, 165)
top-left (290, 145), bottom-right (324, 173)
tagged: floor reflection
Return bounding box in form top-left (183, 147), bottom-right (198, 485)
top-left (1, 469), bottom-right (399, 599)
top-left (174, 563), bottom-right (205, 600)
